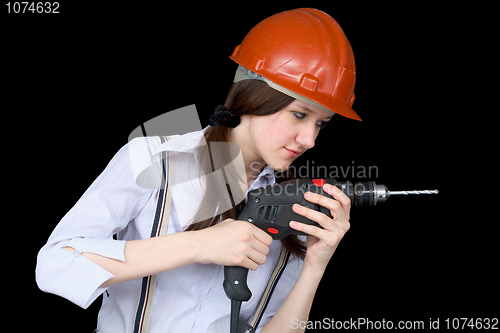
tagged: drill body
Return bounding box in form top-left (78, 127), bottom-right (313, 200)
top-left (237, 178), bottom-right (385, 239)
top-left (238, 178), bottom-right (331, 240)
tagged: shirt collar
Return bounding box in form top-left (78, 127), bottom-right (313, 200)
top-left (248, 165), bottom-right (276, 195)
top-left (258, 165), bottom-right (276, 184)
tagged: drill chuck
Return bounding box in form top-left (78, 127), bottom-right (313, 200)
top-left (351, 181), bottom-right (390, 206)
top-left (347, 180), bottom-right (438, 206)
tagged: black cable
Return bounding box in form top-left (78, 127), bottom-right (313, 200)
top-left (230, 300), bottom-right (242, 333)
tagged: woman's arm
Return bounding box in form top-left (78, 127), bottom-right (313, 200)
top-left (36, 137), bottom-right (271, 307)
top-left (63, 231), bottom-right (199, 287)
top-left (260, 260), bottom-right (323, 332)
top-left (36, 137), bottom-right (162, 308)
top-left (64, 218), bottom-right (273, 288)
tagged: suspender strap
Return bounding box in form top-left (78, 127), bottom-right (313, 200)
top-left (133, 136), bottom-right (173, 333)
top-left (250, 246), bottom-right (291, 329)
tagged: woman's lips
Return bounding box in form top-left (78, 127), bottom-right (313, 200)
top-left (284, 147), bottom-right (300, 158)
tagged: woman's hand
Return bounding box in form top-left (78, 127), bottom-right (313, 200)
top-left (289, 183), bottom-right (351, 274)
top-left (195, 219), bottom-right (273, 271)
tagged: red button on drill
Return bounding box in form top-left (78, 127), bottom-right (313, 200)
top-left (267, 228), bottom-right (279, 234)
top-left (312, 179), bottom-right (326, 186)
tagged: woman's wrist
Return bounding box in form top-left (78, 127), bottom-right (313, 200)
top-left (189, 228), bottom-right (210, 265)
top-left (301, 257), bottom-right (326, 283)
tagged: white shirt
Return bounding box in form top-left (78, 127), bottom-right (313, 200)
top-left (36, 127), bottom-right (304, 333)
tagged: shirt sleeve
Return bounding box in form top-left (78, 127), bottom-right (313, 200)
top-left (254, 255), bottom-right (304, 332)
top-left (35, 137), bottom-right (159, 309)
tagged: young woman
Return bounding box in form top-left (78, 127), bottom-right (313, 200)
top-left (36, 8), bottom-right (361, 333)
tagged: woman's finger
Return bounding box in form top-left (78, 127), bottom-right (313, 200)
top-left (292, 203), bottom-right (334, 229)
top-left (322, 184), bottom-right (351, 219)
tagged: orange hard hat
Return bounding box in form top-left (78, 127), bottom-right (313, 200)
top-left (230, 8), bottom-right (361, 121)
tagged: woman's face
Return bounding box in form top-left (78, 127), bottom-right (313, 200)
top-left (247, 99), bottom-right (334, 172)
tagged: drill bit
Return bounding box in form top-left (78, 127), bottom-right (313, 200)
top-left (389, 189), bottom-right (439, 196)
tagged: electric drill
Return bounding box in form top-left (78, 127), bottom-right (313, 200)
top-left (223, 178), bottom-right (438, 333)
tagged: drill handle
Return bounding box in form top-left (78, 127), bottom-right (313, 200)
top-left (223, 266), bottom-right (252, 302)
top-left (223, 266), bottom-right (252, 333)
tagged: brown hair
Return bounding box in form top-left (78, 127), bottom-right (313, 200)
top-left (184, 80), bottom-right (306, 260)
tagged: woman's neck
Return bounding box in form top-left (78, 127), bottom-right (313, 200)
top-left (227, 125), bottom-right (266, 188)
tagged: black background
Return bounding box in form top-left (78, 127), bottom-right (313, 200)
top-left (3, 2), bottom-right (494, 332)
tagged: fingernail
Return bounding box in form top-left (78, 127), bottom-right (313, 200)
top-left (324, 184), bottom-right (332, 191)
top-left (304, 192), bottom-right (312, 199)
top-left (293, 204), bottom-right (301, 211)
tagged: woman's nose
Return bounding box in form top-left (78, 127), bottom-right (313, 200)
top-left (295, 125), bottom-right (317, 150)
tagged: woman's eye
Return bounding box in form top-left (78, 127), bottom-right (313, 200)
top-left (292, 111), bottom-right (306, 119)
top-left (293, 111), bottom-right (329, 129)
top-left (317, 120), bottom-right (329, 129)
